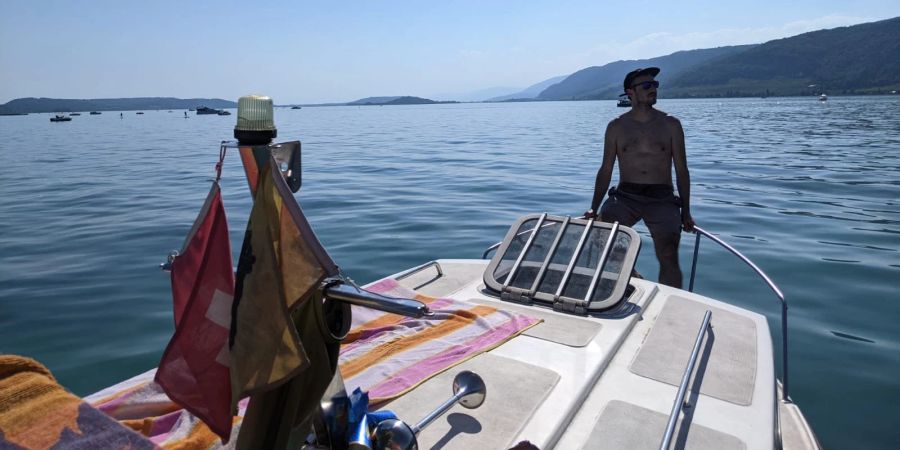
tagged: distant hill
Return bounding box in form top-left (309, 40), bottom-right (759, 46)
top-left (487, 75), bottom-right (568, 101)
top-left (431, 86), bottom-right (522, 102)
top-left (666, 17), bottom-right (900, 97)
top-left (0, 97), bottom-right (237, 114)
top-left (536, 17), bottom-right (900, 100)
top-left (347, 96), bottom-right (457, 105)
top-left (347, 96), bottom-right (402, 105)
top-left (538, 46), bottom-right (754, 100)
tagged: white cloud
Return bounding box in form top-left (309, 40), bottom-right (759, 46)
top-left (458, 49), bottom-right (488, 59)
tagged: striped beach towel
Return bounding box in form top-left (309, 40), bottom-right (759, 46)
top-left (340, 278), bottom-right (540, 405)
top-left (77, 278), bottom-right (538, 447)
top-left (85, 370), bottom-right (249, 449)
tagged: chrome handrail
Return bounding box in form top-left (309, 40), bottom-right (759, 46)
top-left (482, 242), bottom-right (501, 260)
top-left (660, 310), bottom-right (712, 450)
top-left (687, 226), bottom-right (790, 401)
top-left (395, 260), bottom-right (445, 291)
top-left (395, 260), bottom-right (443, 281)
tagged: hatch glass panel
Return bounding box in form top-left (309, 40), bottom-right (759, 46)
top-left (484, 214), bottom-right (641, 312)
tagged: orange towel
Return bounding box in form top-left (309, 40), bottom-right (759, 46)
top-left (0, 354), bottom-right (156, 450)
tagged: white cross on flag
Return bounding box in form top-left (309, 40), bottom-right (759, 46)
top-left (156, 182), bottom-right (236, 442)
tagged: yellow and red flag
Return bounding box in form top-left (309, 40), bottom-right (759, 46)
top-left (229, 157), bottom-right (338, 404)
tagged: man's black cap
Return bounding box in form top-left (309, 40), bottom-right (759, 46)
top-left (623, 67), bottom-right (661, 92)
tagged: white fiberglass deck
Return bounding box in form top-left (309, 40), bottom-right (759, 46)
top-left (381, 259), bottom-right (788, 450)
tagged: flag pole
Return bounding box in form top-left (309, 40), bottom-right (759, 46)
top-left (230, 96), bottom-right (429, 449)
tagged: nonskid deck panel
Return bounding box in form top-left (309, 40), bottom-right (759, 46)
top-left (383, 352), bottom-right (559, 450)
top-left (388, 259), bottom-right (801, 449)
top-left (630, 295), bottom-right (758, 406)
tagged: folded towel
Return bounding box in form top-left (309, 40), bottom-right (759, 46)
top-left (0, 354), bottom-right (156, 450)
top-left (340, 278), bottom-right (540, 406)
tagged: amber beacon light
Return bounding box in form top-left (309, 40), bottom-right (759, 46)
top-left (234, 95), bottom-right (277, 145)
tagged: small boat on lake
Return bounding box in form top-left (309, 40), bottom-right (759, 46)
top-left (819, 94), bottom-right (828, 102)
top-left (136, 111), bottom-right (144, 115)
top-left (49, 114), bottom-right (72, 122)
top-left (291, 106), bottom-right (302, 109)
top-left (196, 106), bottom-right (220, 115)
top-left (70, 112), bottom-right (81, 116)
top-left (216, 110), bottom-right (231, 115)
top-left (89, 111), bottom-right (101, 115)
top-left (617, 93), bottom-right (631, 107)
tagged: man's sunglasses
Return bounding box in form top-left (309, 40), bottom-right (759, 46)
top-left (631, 80), bottom-right (660, 90)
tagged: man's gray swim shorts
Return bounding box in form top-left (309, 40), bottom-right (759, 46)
top-left (599, 182), bottom-right (682, 236)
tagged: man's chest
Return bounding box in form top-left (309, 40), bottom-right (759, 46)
top-left (619, 130), bottom-right (670, 155)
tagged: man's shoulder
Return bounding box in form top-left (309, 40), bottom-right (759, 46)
top-left (652, 109), bottom-right (677, 120)
top-left (606, 115), bottom-right (627, 131)
top-left (654, 110), bottom-right (682, 129)
top-left (609, 113), bottom-right (629, 124)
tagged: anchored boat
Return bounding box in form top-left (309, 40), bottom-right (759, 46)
top-left (197, 106), bottom-right (222, 114)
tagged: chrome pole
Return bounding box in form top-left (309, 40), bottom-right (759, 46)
top-left (688, 231), bottom-right (701, 292)
top-left (323, 282), bottom-right (431, 318)
top-left (660, 310), bottom-right (712, 450)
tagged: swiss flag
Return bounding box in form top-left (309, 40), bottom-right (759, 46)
top-left (156, 182), bottom-right (236, 442)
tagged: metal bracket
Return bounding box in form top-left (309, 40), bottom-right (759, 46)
top-left (159, 250), bottom-right (178, 272)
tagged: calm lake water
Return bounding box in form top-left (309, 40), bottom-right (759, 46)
top-left (1, 98), bottom-right (898, 448)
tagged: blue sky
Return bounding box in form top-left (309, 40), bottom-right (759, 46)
top-left (2, 1), bottom-right (898, 104)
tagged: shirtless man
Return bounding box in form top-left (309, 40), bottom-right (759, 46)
top-left (584, 67), bottom-right (695, 288)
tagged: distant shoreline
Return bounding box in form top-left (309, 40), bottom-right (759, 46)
top-left (3, 93), bottom-right (897, 115)
top-left (0, 97), bottom-right (237, 115)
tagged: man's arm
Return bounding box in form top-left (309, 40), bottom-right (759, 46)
top-left (586, 121), bottom-right (618, 217)
top-left (670, 117), bottom-right (695, 231)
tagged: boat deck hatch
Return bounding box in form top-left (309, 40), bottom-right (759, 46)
top-left (483, 213), bottom-right (640, 313)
